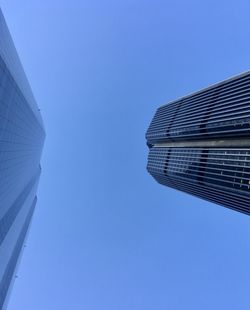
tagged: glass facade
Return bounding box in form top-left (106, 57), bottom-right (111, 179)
top-left (146, 71), bottom-right (250, 215)
top-left (0, 9), bottom-right (45, 309)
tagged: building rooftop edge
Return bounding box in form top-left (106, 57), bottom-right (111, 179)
top-left (159, 70), bottom-right (250, 109)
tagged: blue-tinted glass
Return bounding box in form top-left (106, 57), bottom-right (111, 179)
top-left (0, 9), bottom-right (45, 309)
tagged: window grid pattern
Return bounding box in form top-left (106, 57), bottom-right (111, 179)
top-left (0, 9), bottom-right (45, 309)
top-left (0, 169), bottom-right (40, 248)
top-left (147, 147), bottom-right (250, 214)
top-left (0, 10), bottom-right (43, 127)
top-left (0, 198), bottom-right (36, 309)
top-left (0, 53), bottom-right (45, 218)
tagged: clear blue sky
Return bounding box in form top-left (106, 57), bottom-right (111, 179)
top-left (1, 1), bottom-right (250, 309)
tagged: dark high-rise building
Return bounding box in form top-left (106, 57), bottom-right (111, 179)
top-left (146, 71), bottom-right (250, 215)
top-left (0, 9), bottom-right (45, 309)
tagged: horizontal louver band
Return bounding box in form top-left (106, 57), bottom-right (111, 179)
top-left (154, 175), bottom-right (250, 215)
top-left (146, 72), bottom-right (250, 144)
top-left (148, 147), bottom-right (250, 194)
top-left (147, 146), bottom-right (250, 214)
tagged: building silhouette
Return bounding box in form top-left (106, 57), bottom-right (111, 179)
top-left (0, 9), bottom-right (45, 308)
top-left (146, 71), bottom-right (250, 215)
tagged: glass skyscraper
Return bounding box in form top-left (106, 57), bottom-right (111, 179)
top-left (146, 71), bottom-right (250, 215)
top-left (0, 9), bottom-right (45, 309)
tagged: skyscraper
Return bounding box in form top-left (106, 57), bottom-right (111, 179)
top-left (0, 9), bottom-right (45, 309)
top-left (146, 71), bottom-right (250, 215)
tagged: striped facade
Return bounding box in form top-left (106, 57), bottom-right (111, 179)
top-left (0, 9), bottom-right (45, 309)
top-left (146, 71), bottom-right (250, 215)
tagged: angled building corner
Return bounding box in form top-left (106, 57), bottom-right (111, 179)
top-left (0, 9), bottom-right (45, 309)
top-left (146, 71), bottom-right (250, 215)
